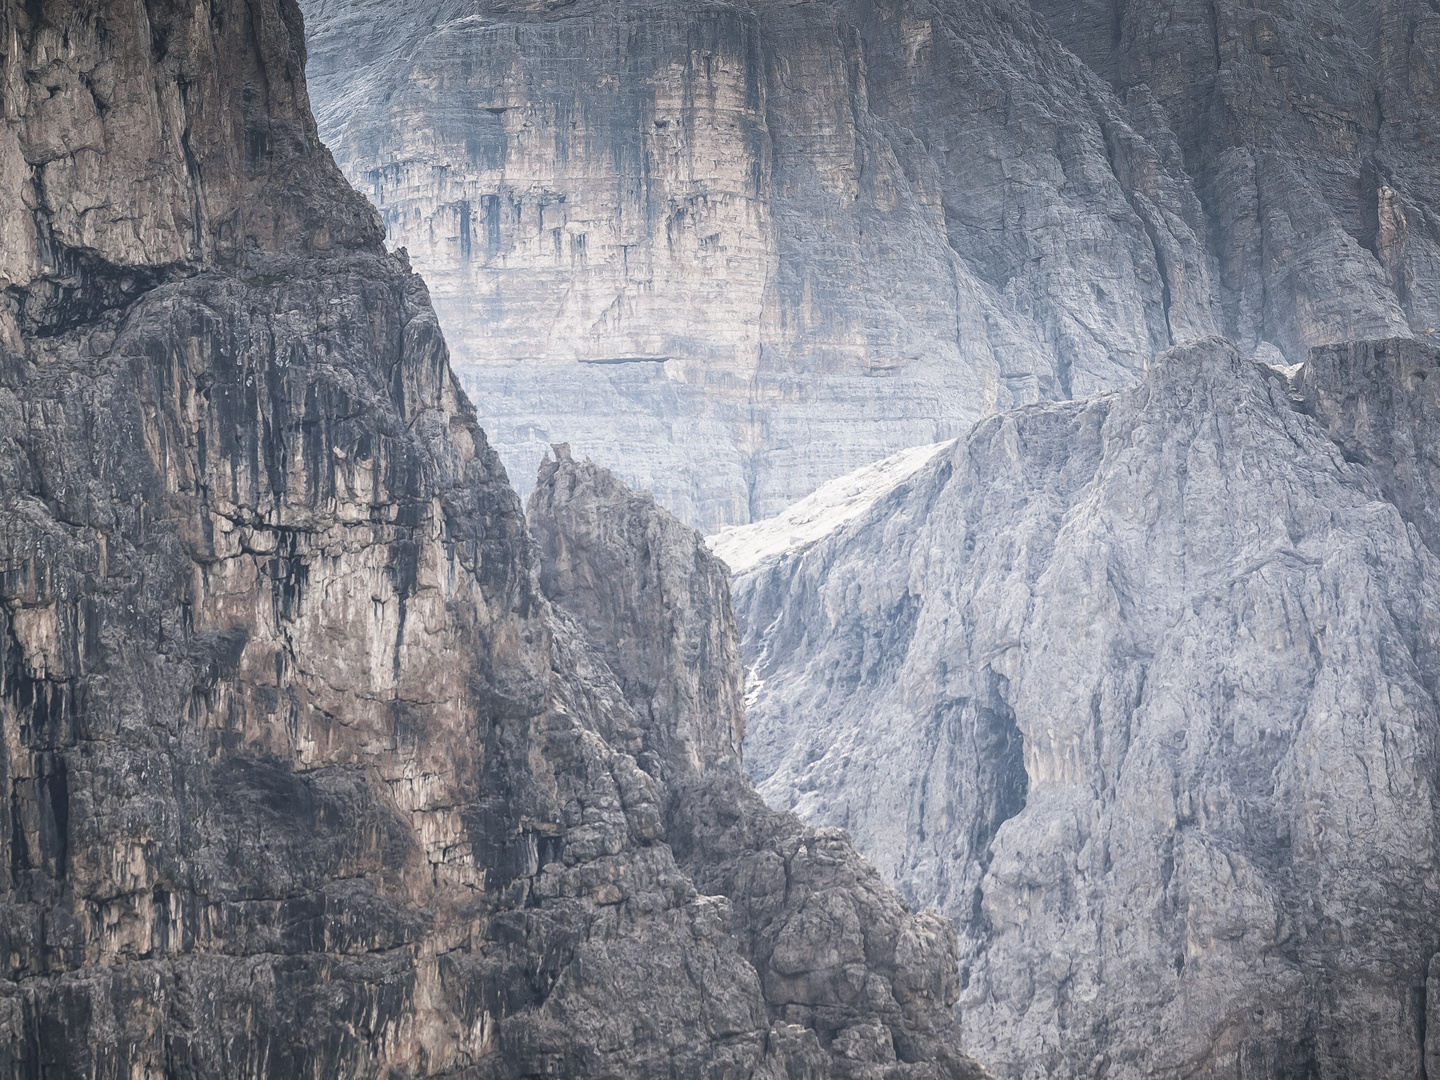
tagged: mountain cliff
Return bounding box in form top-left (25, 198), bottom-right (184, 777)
top-left (299, 0), bottom-right (1440, 529)
top-left (1033, 0), bottom-right (1440, 358)
top-left (298, 0), bottom-right (1221, 527)
top-left (526, 449), bottom-right (987, 1079)
top-left (0, 0), bottom-right (985, 1075)
top-left (731, 336), bottom-right (1440, 1079)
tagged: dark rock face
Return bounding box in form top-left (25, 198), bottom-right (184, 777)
top-left (0, 0), bottom-right (988, 1075)
top-left (734, 337), bottom-right (1440, 1079)
top-left (1304, 337), bottom-right (1440, 557)
top-left (527, 449), bottom-right (986, 1080)
top-left (527, 445), bottom-right (746, 779)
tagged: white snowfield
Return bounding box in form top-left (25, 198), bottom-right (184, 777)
top-left (705, 440), bottom-right (954, 573)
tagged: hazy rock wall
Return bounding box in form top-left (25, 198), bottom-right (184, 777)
top-left (732, 337), bottom-right (1440, 1079)
top-left (1031, 0), bottom-right (1440, 361)
top-left (300, 0), bottom-right (1226, 528)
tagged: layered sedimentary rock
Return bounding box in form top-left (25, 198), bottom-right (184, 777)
top-left (1031, 0), bottom-right (1440, 363)
top-left (300, 0), bottom-right (1440, 530)
top-left (732, 337), bottom-right (1440, 1079)
top-left (299, 0), bottom-right (1229, 527)
top-left (0, 0), bottom-right (986, 1075)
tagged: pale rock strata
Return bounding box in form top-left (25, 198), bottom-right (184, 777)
top-left (300, 0), bottom-right (1224, 528)
top-left (733, 336), bottom-right (1440, 1080)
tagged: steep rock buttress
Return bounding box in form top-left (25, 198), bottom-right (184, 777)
top-left (733, 337), bottom-right (1440, 1080)
top-left (527, 449), bottom-right (986, 1080)
top-left (0, 0), bottom-right (990, 1076)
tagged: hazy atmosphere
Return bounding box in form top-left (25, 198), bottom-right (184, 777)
top-left (2, 0), bottom-right (1438, 1076)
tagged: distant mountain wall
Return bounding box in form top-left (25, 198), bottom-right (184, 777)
top-left (301, 0), bottom-right (1440, 529)
top-left (300, 0), bottom-right (1212, 526)
top-left (730, 337), bottom-right (1440, 1080)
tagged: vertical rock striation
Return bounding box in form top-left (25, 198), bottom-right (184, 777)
top-left (733, 337), bottom-right (1440, 1079)
top-left (0, 0), bottom-right (989, 1075)
top-left (527, 444), bottom-right (746, 779)
top-left (300, 0), bottom-right (1226, 528)
top-left (300, 0), bottom-right (1440, 530)
top-left (1030, 0), bottom-right (1440, 361)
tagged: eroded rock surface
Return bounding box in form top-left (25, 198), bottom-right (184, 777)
top-left (300, 0), bottom-right (1440, 530)
top-left (528, 449), bottom-right (986, 1080)
top-left (0, 0), bottom-right (987, 1075)
top-left (734, 337), bottom-right (1440, 1079)
top-left (528, 444), bottom-right (746, 779)
top-left (300, 0), bottom-right (1228, 527)
top-left (1032, 0), bottom-right (1440, 362)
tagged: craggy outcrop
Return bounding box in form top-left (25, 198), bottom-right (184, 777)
top-left (0, 0), bottom-right (383, 345)
top-left (0, 0), bottom-right (988, 1075)
top-left (528, 449), bottom-right (986, 1080)
top-left (527, 444), bottom-right (746, 779)
top-left (1303, 337), bottom-right (1440, 558)
top-left (734, 337), bottom-right (1440, 1079)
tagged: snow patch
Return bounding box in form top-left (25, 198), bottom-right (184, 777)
top-left (706, 440), bottom-right (954, 573)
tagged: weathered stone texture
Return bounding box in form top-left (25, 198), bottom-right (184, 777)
top-left (0, 0), bottom-right (382, 347)
top-left (300, 0), bottom-right (1440, 530)
top-left (300, 0), bottom-right (1227, 527)
top-left (528, 445), bottom-right (747, 779)
top-left (0, 0), bottom-right (988, 1075)
top-left (527, 449), bottom-right (988, 1080)
top-left (1031, 0), bottom-right (1440, 361)
top-left (734, 337), bottom-right (1440, 1080)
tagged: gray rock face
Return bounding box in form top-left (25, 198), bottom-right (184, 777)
top-left (300, 0), bottom-right (1440, 531)
top-left (1031, 0), bottom-right (1440, 362)
top-left (0, 0), bottom-right (987, 1075)
top-left (299, 0), bottom-right (1228, 527)
top-left (526, 449), bottom-right (987, 1080)
top-left (528, 444), bottom-right (747, 779)
top-left (733, 337), bottom-right (1440, 1079)
top-left (1304, 337), bottom-right (1440, 557)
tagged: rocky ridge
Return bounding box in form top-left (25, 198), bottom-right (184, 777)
top-left (0, 0), bottom-right (987, 1075)
top-left (527, 448), bottom-right (989, 1079)
top-left (732, 336), bottom-right (1440, 1080)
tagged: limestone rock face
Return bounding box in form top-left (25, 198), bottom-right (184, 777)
top-left (733, 337), bottom-right (1440, 1079)
top-left (528, 445), bottom-right (747, 779)
top-left (1031, 0), bottom-right (1440, 362)
top-left (300, 0), bottom-right (1440, 531)
top-left (299, 0), bottom-right (1227, 528)
top-left (1303, 337), bottom-right (1440, 557)
top-left (0, 0), bottom-right (987, 1075)
top-left (0, 0), bottom-right (382, 347)
top-left (527, 449), bottom-right (987, 1080)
